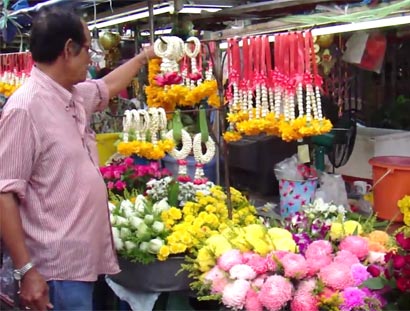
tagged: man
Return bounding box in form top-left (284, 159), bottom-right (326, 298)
top-left (0, 7), bottom-right (155, 311)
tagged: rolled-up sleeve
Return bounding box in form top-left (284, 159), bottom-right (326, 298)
top-left (0, 109), bottom-right (39, 200)
top-left (76, 79), bottom-right (110, 116)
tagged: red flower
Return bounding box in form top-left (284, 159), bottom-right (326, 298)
top-left (393, 255), bottom-right (406, 269)
top-left (396, 277), bottom-right (410, 292)
top-left (396, 232), bottom-right (410, 251)
top-left (367, 265), bottom-right (382, 277)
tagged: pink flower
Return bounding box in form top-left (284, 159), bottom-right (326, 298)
top-left (218, 249), bottom-right (244, 272)
top-left (103, 170), bottom-right (113, 179)
top-left (245, 289), bottom-right (263, 311)
top-left (259, 275), bottom-right (293, 311)
top-left (113, 170), bottom-right (122, 179)
top-left (319, 262), bottom-right (355, 290)
top-left (305, 240), bottom-right (333, 260)
top-left (270, 250), bottom-right (289, 261)
top-left (212, 277), bottom-right (229, 294)
top-left (204, 266), bottom-right (228, 294)
top-left (291, 292), bottom-right (319, 311)
top-left (107, 181), bottom-right (114, 190)
top-left (281, 253), bottom-right (308, 279)
top-left (252, 274), bottom-right (267, 289)
top-left (339, 236), bottom-right (369, 260)
top-left (351, 263), bottom-right (371, 286)
top-left (222, 279), bottom-right (250, 310)
top-left (204, 266), bottom-right (225, 282)
top-left (306, 255), bottom-right (332, 276)
top-left (229, 264), bottom-right (257, 280)
top-left (245, 253), bottom-right (268, 274)
top-left (124, 157), bottom-right (134, 166)
top-left (114, 180), bottom-right (126, 191)
top-left (297, 279), bottom-right (317, 294)
top-left (334, 250), bottom-right (360, 267)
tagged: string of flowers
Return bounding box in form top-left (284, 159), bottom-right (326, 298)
top-left (223, 32), bottom-right (333, 143)
top-left (117, 108), bottom-right (174, 160)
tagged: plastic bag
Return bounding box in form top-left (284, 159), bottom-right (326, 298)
top-left (274, 154), bottom-right (303, 181)
top-left (315, 172), bottom-right (349, 208)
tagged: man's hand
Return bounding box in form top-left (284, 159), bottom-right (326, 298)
top-left (19, 268), bottom-right (53, 311)
top-left (143, 45), bottom-right (157, 60)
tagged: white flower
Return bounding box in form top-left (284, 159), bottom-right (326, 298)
top-left (368, 251), bottom-right (386, 264)
top-left (147, 238), bottom-right (164, 254)
top-left (122, 206), bottom-right (135, 218)
top-left (120, 199), bottom-right (133, 212)
top-left (152, 221), bottom-right (165, 234)
top-left (139, 241), bottom-right (149, 252)
top-left (134, 195), bottom-right (147, 216)
top-left (108, 202), bottom-right (116, 212)
top-left (115, 216), bottom-right (128, 226)
top-left (114, 237), bottom-right (124, 251)
top-left (137, 222), bottom-right (150, 239)
top-left (144, 214), bottom-right (155, 225)
top-left (110, 214), bottom-right (116, 225)
top-left (120, 227), bottom-right (131, 239)
top-left (111, 227), bottom-right (120, 240)
top-left (130, 216), bottom-right (144, 229)
top-left (124, 241), bottom-right (137, 251)
top-left (153, 198), bottom-right (170, 214)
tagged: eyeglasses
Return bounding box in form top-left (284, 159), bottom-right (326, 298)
top-left (82, 44), bottom-right (104, 57)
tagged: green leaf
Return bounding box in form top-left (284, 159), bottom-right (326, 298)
top-left (168, 182), bottom-right (179, 207)
top-left (3, 0), bottom-right (10, 9)
top-left (361, 277), bottom-right (386, 290)
top-left (0, 16), bottom-right (6, 29)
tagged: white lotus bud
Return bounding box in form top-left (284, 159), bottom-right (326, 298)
top-left (130, 216), bottom-right (144, 229)
top-left (115, 216), bottom-right (129, 226)
top-left (144, 214), bottom-right (154, 225)
top-left (111, 227), bottom-right (120, 240)
top-left (147, 238), bottom-right (164, 254)
top-left (108, 202), bottom-right (116, 212)
top-left (114, 237), bottom-right (124, 251)
top-left (139, 241), bottom-right (149, 252)
top-left (120, 199), bottom-right (133, 212)
top-left (120, 227), bottom-right (131, 239)
top-left (134, 195), bottom-right (147, 216)
top-left (110, 214), bottom-right (116, 225)
top-left (153, 198), bottom-right (170, 214)
top-left (125, 241), bottom-right (137, 251)
top-left (152, 221), bottom-right (165, 234)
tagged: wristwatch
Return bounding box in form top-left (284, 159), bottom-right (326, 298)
top-left (13, 262), bottom-right (34, 281)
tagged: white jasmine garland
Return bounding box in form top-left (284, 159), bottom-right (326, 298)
top-left (148, 107), bottom-right (160, 144)
top-left (193, 133), bottom-right (216, 164)
top-left (165, 129), bottom-right (192, 160)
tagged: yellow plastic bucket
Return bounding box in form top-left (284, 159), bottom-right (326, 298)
top-left (96, 133), bottom-right (120, 166)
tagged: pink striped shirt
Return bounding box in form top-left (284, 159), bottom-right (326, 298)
top-left (0, 66), bottom-right (119, 281)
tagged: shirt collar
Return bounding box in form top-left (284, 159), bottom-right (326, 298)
top-left (30, 66), bottom-right (73, 104)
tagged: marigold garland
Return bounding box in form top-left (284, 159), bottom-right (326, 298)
top-left (117, 139), bottom-right (175, 160)
top-left (146, 59), bottom-right (221, 111)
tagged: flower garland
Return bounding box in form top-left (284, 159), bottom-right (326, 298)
top-left (146, 51), bottom-right (220, 111)
top-left (223, 32), bottom-right (333, 143)
top-left (118, 108), bottom-right (174, 160)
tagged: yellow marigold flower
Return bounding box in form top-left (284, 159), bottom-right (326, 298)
top-left (250, 239), bottom-right (272, 256)
top-left (223, 131), bottom-right (242, 142)
top-left (158, 245), bottom-right (170, 259)
top-left (330, 222), bottom-right (344, 240)
top-left (343, 220), bottom-right (363, 235)
top-left (367, 230), bottom-right (390, 246)
top-left (268, 227), bottom-right (293, 240)
top-left (168, 207), bottom-right (182, 220)
top-left (197, 247), bottom-right (215, 272)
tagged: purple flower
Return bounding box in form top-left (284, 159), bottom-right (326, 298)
top-left (340, 287), bottom-right (366, 311)
top-left (292, 233), bottom-right (312, 254)
top-left (351, 263), bottom-right (371, 286)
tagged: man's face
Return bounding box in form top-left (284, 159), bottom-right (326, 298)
top-left (68, 21), bottom-right (92, 84)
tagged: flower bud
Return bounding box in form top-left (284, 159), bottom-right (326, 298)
top-left (130, 216), bottom-right (143, 229)
top-left (120, 227), bottom-right (131, 239)
top-left (139, 241), bottom-right (149, 252)
top-left (137, 223), bottom-right (150, 240)
top-left (125, 241), bottom-right (137, 251)
top-left (144, 214), bottom-right (154, 225)
top-left (114, 237), bottom-right (124, 251)
top-left (115, 216), bottom-right (129, 226)
top-left (148, 238), bottom-right (164, 254)
top-left (153, 198), bottom-right (170, 214)
top-left (152, 221), bottom-right (165, 234)
top-left (134, 195), bottom-right (147, 217)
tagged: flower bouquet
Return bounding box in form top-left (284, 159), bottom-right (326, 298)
top-left (192, 235), bottom-right (386, 311)
top-left (100, 157), bottom-right (171, 195)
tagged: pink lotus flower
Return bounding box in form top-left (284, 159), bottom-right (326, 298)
top-left (281, 253), bottom-right (308, 279)
top-left (339, 236), bottom-right (369, 260)
top-left (154, 72), bottom-right (183, 86)
top-left (319, 262), bottom-right (355, 290)
top-left (218, 249), bottom-right (244, 272)
top-left (222, 279), bottom-right (250, 310)
top-left (259, 275), bottom-right (293, 311)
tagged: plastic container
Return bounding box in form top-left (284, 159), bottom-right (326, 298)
top-left (162, 154), bottom-right (217, 183)
top-left (279, 178), bottom-right (318, 218)
top-left (369, 156), bottom-right (410, 222)
top-left (96, 133), bottom-right (119, 166)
